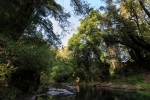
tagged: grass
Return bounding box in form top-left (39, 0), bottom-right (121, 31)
top-left (126, 76), bottom-right (144, 84)
top-left (139, 82), bottom-right (150, 89)
top-left (110, 74), bottom-right (150, 90)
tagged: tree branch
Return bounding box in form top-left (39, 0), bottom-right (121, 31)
top-left (139, 0), bottom-right (150, 18)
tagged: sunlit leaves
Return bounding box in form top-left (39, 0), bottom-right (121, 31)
top-left (0, 64), bottom-right (15, 86)
top-left (50, 47), bottom-right (74, 82)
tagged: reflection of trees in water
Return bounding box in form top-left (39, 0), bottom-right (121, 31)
top-left (35, 85), bottom-right (150, 100)
top-left (75, 84), bottom-right (80, 93)
top-left (75, 85), bottom-right (150, 100)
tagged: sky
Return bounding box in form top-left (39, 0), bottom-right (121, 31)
top-left (52, 0), bottom-right (105, 46)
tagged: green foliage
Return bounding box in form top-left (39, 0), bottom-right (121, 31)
top-left (113, 75), bottom-right (144, 85)
top-left (126, 76), bottom-right (144, 84)
top-left (0, 0), bottom-right (96, 96)
top-left (0, 0), bottom-right (70, 42)
top-left (0, 33), bottom-right (57, 93)
top-left (0, 0), bottom-right (70, 92)
top-left (13, 42), bottom-right (55, 73)
top-left (50, 65), bottom-right (73, 83)
top-left (103, 0), bottom-right (150, 65)
top-left (73, 67), bottom-right (86, 80)
top-left (68, 10), bottom-right (110, 81)
top-left (0, 35), bottom-right (16, 85)
top-left (0, 86), bottom-right (19, 100)
top-left (0, 64), bottom-right (15, 83)
top-left (1, 0), bottom-right (150, 98)
top-left (70, 0), bottom-right (92, 16)
top-left (50, 48), bottom-right (74, 83)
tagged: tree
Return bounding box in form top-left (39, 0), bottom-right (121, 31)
top-left (50, 47), bottom-right (74, 83)
top-left (68, 0), bottom-right (150, 78)
top-left (98, 0), bottom-right (150, 69)
top-left (0, 0), bottom-right (92, 95)
top-left (68, 11), bottom-right (110, 81)
top-left (0, 0), bottom-right (70, 43)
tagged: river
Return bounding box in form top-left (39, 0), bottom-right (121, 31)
top-left (32, 84), bottom-right (150, 100)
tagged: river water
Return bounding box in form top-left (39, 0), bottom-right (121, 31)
top-left (34, 84), bottom-right (150, 100)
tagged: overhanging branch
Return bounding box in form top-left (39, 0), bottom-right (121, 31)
top-left (139, 0), bottom-right (150, 18)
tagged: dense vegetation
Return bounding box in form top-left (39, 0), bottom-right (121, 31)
top-left (0, 0), bottom-right (150, 99)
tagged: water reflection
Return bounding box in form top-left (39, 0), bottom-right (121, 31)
top-left (75, 84), bottom-right (80, 93)
top-left (36, 84), bottom-right (150, 100)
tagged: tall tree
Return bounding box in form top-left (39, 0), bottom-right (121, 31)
top-left (68, 11), bottom-right (110, 81)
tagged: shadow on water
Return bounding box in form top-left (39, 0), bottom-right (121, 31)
top-left (35, 84), bottom-right (150, 100)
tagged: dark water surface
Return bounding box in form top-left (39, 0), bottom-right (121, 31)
top-left (36, 84), bottom-right (150, 100)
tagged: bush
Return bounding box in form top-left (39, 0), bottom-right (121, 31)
top-left (50, 65), bottom-right (73, 83)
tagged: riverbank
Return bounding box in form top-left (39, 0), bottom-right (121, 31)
top-left (88, 82), bottom-right (144, 91)
top-left (7, 72), bottom-right (150, 100)
top-left (86, 72), bottom-right (150, 91)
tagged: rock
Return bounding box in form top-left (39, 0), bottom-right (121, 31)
top-left (47, 88), bottom-right (74, 96)
top-left (65, 85), bottom-right (76, 93)
top-left (29, 84), bottom-right (76, 99)
top-left (47, 90), bottom-right (59, 96)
